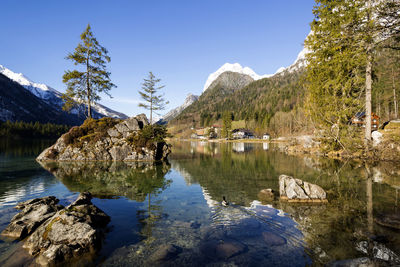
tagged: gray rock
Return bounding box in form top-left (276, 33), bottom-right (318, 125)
top-left (1, 196), bottom-right (63, 239)
top-left (124, 117), bottom-right (141, 131)
top-left (308, 182), bottom-right (326, 199)
top-left (22, 192), bottom-right (110, 266)
top-left (135, 113), bottom-right (149, 126)
top-left (107, 128), bottom-right (120, 137)
top-left (286, 178), bottom-right (309, 199)
top-left (114, 122), bottom-right (130, 134)
top-left (109, 144), bottom-right (133, 161)
top-left (279, 175), bottom-right (327, 201)
top-left (279, 175), bottom-right (290, 197)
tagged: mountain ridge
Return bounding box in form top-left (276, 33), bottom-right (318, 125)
top-left (162, 93), bottom-right (199, 122)
top-left (0, 64), bottom-right (128, 122)
top-left (0, 65), bottom-right (128, 124)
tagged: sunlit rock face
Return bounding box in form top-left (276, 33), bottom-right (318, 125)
top-left (279, 175), bottom-right (327, 202)
top-left (1, 193), bottom-right (110, 266)
top-left (36, 114), bottom-right (171, 162)
top-left (1, 196), bottom-right (63, 239)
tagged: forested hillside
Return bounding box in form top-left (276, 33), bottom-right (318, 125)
top-left (170, 65), bottom-right (308, 137)
top-left (170, 39), bottom-right (398, 139)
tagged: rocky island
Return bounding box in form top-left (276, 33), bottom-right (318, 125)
top-left (37, 114), bottom-right (171, 162)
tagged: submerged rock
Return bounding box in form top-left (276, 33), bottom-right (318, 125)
top-left (200, 239), bottom-right (247, 260)
top-left (2, 192), bottom-right (110, 266)
top-left (36, 114), bottom-right (171, 162)
top-left (262, 232), bottom-right (286, 246)
top-left (279, 175), bottom-right (327, 202)
top-left (258, 188), bottom-right (275, 203)
top-left (1, 196), bottom-right (63, 239)
top-left (149, 244), bottom-right (182, 262)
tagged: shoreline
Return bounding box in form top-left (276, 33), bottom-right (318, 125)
top-left (167, 138), bottom-right (288, 144)
top-left (167, 135), bottom-right (400, 162)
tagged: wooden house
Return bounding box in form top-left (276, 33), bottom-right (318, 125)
top-left (351, 112), bottom-right (380, 130)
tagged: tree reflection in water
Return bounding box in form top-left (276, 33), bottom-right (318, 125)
top-left (40, 161), bottom-right (172, 243)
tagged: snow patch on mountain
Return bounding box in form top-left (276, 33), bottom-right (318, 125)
top-left (275, 47), bottom-right (310, 76)
top-left (203, 32), bottom-right (312, 92)
top-left (0, 65), bottom-right (62, 100)
top-left (274, 32), bottom-right (311, 75)
top-left (162, 93), bottom-right (199, 121)
top-left (0, 64), bottom-right (127, 119)
top-left (203, 63), bottom-right (273, 92)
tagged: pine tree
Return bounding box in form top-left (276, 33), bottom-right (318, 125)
top-left (305, 0), bottom-right (400, 150)
top-left (138, 72), bottom-right (169, 124)
top-left (305, 0), bottom-right (366, 150)
top-left (62, 24), bottom-right (115, 118)
top-left (222, 111), bottom-right (232, 139)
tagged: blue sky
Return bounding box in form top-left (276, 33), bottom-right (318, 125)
top-left (1, 0), bottom-right (315, 117)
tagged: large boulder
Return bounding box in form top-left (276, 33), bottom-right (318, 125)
top-left (2, 193), bottom-right (110, 266)
top-left (23, 192), bottom-right (110, 266)
top-left (1, 196), bottom-right (64, 239)
top-left (279, 175), bottom-right (327, 202)
top-left (36, 114), bottom-right (170, 162)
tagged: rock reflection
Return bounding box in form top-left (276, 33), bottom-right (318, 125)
top-left (39, 161), bottom-right (172, 202)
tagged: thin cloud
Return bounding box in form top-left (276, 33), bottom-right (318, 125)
top-left (103, 97), bottom-right (141, 105)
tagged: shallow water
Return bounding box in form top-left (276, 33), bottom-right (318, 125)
top-left (0, 139), bottom-right (399, 266)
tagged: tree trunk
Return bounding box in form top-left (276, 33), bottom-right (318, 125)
top-left (393, 66), bottom-right (398, 119)
top-left (150, 92), bottom-right (153, 125)
top-left (365, 46), bottom-right (373, 145)
top-left (86, 49), bottom-right (92, 118)
top-left (378, 94), bottom-right (381, 118)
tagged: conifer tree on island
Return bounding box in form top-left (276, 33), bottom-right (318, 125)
top-left (62, 24), bottom-right (115, 118)
top-left (138, 72), bottom-right (169, 124)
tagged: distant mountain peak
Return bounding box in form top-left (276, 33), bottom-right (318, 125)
top-left (162, 93), bottom-right (199, 122)
top-left (0, 64), bottom-right (128, 121)
top-left (0, 64), bottom-right (60, 100)
top-left (203, 63), bottom-right (273, 92)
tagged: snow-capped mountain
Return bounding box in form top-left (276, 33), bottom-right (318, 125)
top-left (162, 93), bottom-right (199, 122)
top-left (0, 64), bottom-right (127, 120)
top-left (203, 32), bottom-right (310, 93)
top-left (203, 63), bottom-right (273, 92)
top-left (274, 47), bottom-right (309, 75)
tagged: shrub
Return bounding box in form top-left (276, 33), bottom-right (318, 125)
top-left (62, 117), bottom-right (121, 147)
top-left (127, 124), bottom-right (169, 153)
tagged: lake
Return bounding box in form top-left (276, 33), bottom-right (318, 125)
top-left (0, 139), bottom-right (400, 266)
